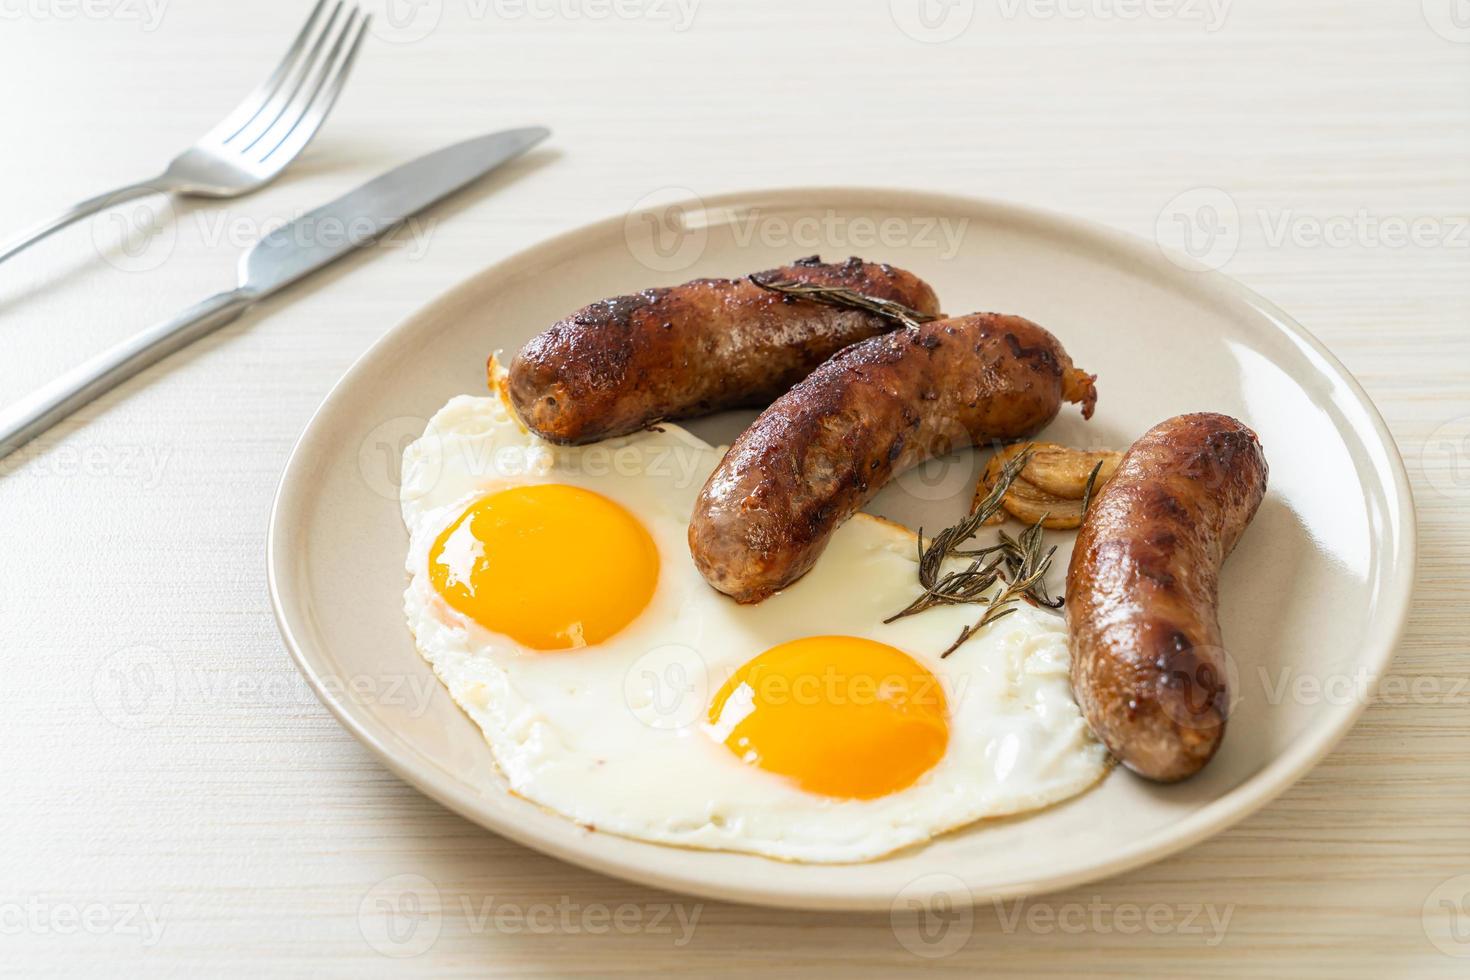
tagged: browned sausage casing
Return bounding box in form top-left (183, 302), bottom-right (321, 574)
top-left (1066, 413), bottom-right (1267, 782)
top-left (689, 313), bottom-right (1098, 603)
top-left (505, 256), bottom-right (941, 445)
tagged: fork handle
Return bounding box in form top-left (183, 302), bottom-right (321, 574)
top-left (0, 177), bottom-right (168, 266)
top-left (0, 288), bottom-right (254, 459)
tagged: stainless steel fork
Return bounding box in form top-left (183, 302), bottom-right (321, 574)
top-left (0, 0), bottom-right (369, 267)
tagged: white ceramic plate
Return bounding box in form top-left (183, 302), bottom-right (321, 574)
top-left (268, 188), bottom-right (1415, 911)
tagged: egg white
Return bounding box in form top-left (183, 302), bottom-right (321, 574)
top-left (399, 374), bottom-right (1109, 863)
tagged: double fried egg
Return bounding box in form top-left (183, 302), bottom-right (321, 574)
top-left (398, 361), bottom-right (1107, 863)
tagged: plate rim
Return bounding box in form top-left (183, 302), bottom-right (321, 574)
top-left (267, 185), bottom-right (1418, 911)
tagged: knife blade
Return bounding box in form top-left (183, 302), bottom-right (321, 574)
top-left (0, 126), bottom-right (549, 459)
top-left (243, 126), bottom-right (549, 296)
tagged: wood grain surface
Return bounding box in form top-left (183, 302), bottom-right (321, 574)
top-left (1, 0), bottom-right (1466, 975)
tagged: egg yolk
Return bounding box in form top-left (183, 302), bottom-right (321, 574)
top-left (706, 636), bottom-right (950, 800)
top-left (428, 485), bottom-right (659, 650)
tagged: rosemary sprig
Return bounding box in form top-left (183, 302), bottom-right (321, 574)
top-left (748, 275), bottom-right (939, 329)
top-left (884, 552), bottom-right (1006, 622)
top-left (1006, 518), bottom-right (1063, 610)
top-left (885, 446), bottom-right (1066, 658)
top-left (883, 450), bottom-right (1032, 624)
top-left (939, 531), bottom-right (1056, 658)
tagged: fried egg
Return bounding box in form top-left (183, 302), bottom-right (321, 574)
top-left (398, 361), bottom-right (1108, 863)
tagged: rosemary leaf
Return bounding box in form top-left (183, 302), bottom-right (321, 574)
top-left (939, 606), bottom-right (1018, 659)
top-left (1080, 459), bottom-right (1104, 517)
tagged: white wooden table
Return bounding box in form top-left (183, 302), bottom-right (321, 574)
top-left (3, 1), bottom-right (1467, 974)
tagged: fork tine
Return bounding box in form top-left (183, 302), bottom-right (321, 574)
top-left (258, 12), bottom-right (369, 164)
top-left (239, 1), bottom-right (346, 152)
top-left (217, 0), bottom-right (332, 145)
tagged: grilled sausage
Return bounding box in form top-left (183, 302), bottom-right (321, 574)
top-left (505, 256), bottom-right (941, 445)
top-left (689, 313), bottom-right (1098, 603)
top-left (1065, 413), bottom-right (1267, 782)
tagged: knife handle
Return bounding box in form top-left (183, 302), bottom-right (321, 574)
top-left (0, 289), bottom-right (254, 459)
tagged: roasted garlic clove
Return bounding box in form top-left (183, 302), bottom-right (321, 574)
top-left (972, 441), bottom-right (1123, 529)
